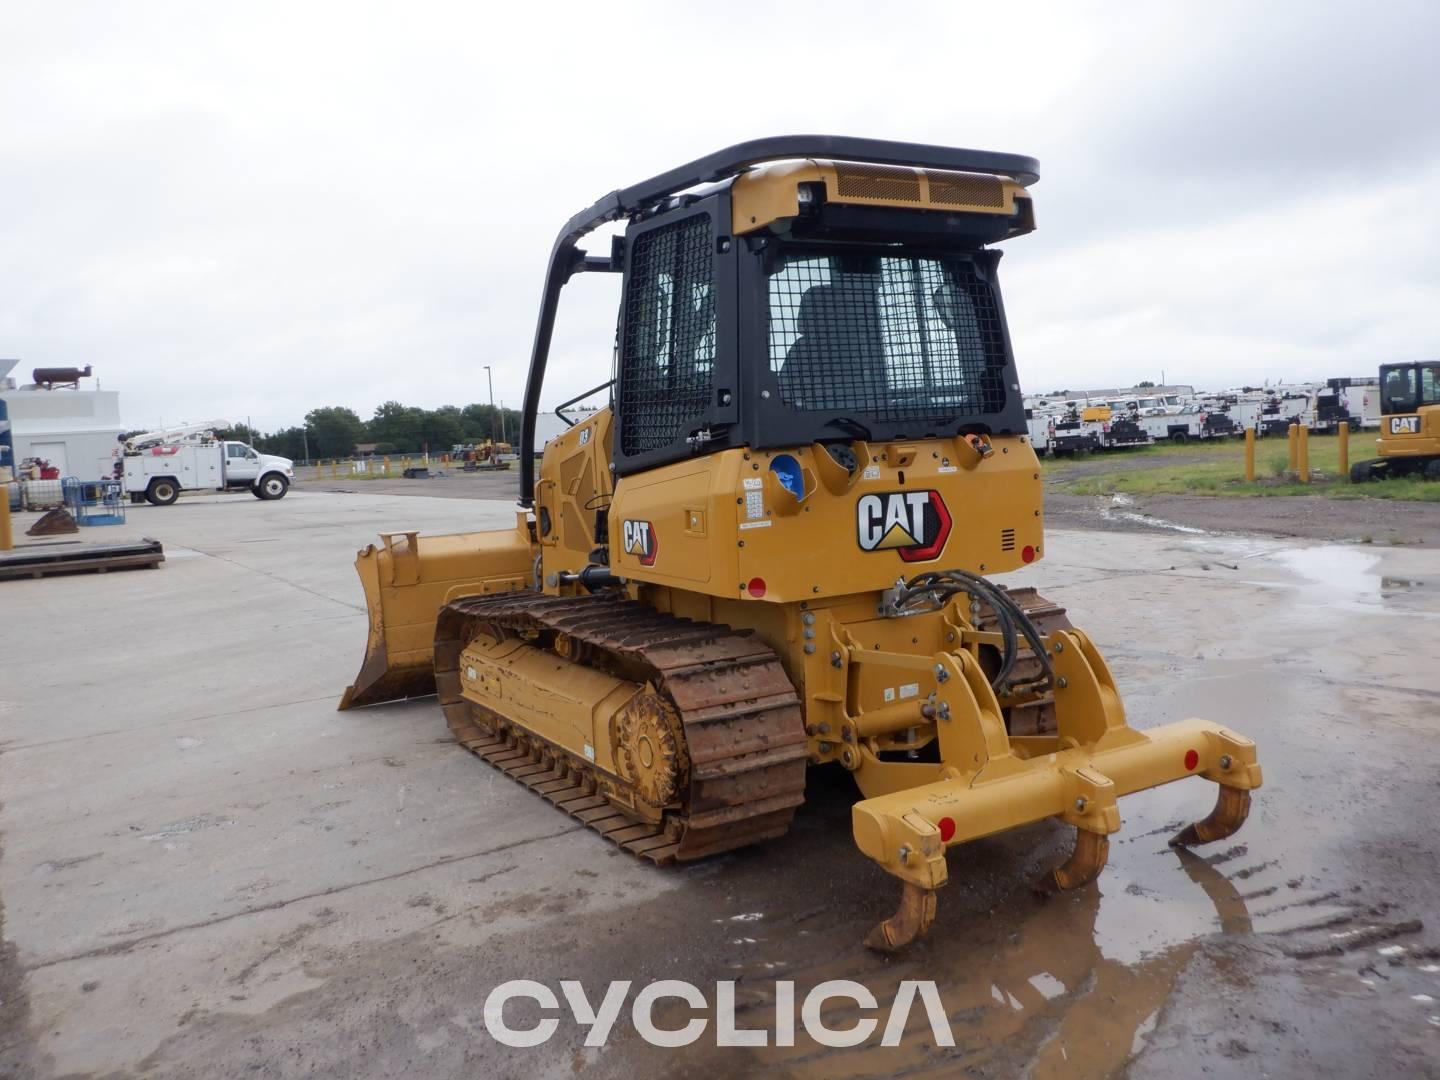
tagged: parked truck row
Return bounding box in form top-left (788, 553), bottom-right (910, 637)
top-left (1026, 378), bottom-right (1380, 456)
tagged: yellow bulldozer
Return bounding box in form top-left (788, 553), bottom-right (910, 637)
top-left (339, 136), bottom-right (1263, 949)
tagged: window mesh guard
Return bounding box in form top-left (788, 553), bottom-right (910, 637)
top-left (618, 215), bottom-right (716, 455)
top-left (768, 253), bottom-right (1008, 422)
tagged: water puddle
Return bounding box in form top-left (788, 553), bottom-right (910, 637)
top-left (1101, 494), bottom-right (1212, 535)
top-left (1270, 545), bottom-right (1382, 612)
top-left (1260, 545), bottom-right (1440, 618)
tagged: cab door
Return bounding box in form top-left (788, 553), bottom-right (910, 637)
top-left (224, 442), bottom-right (261, 484)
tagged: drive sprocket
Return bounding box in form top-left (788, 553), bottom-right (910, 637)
top-left (614, 689), bottom-right (688, 808)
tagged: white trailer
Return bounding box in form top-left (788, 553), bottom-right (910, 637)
top-left (1346, 384), bottom-right (1381, 429)
top-left (121, 422), bottom-right (294, 505)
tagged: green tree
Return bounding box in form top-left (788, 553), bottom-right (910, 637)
top-left (305, 406), bottom-right (366, 457)
top-left (367, 401), bottom-right (426, 452)
top-left (213, 423), bottom-right (261, 444)
top-left (259, 427), bottom-right (308, 459)
top-left (418, 406), bottom-right (464, 452)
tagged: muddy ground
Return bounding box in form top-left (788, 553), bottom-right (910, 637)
top-left (1, 490), bottom-right (1438, 1078)
top-left (1044, 492), bottom-right (1440, 548)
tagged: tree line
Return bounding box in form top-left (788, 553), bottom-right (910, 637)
top-left (217, 401), bottom-right (527, 460)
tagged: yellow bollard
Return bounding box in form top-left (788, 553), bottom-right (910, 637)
top-left (1287, 424), bottom-right (1298, 473)
top-left (1244, 427), bottom-right (1256, 482)
top-left (331, 460), bottom-right (338, 479)
top-left (315, 461), bottom-right (324, 481)
top-left (0, 485), bottom-right (13, 551)
top-left (384, 456), bottom-right (391, 478)
top-left (1297, 425), bottom-right (1310, 484)
top-left (1338, 422), bottom-right (1350, 479)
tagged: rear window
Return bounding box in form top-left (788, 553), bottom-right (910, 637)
top-left (767, 250), bottom-right (1008, 420)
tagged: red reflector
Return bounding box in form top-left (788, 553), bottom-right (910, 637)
top-left (1184, 749), bottom-right (1199, 771)
top-left (1021, 545), bottom-right (1036, 563)
top-left (746, 577), bottom-right (767, 598)
top-left (938, 817), bottom-right (956, 843)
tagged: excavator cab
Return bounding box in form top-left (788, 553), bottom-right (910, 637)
top-left (1354, 360), bottom-right (1440, 481)
top-left (340, 137), bottom-right (1263, 949)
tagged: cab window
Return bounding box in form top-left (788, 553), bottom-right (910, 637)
top-left (1383, 367), bottom-right (1418, 414)
top-left (227, 444), bottom-right (247, 458)
top-left (1423, 365), bottom-right (1440, 406)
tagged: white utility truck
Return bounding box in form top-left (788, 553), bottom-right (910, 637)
top-left (121, 421), bottom-right (295, 505)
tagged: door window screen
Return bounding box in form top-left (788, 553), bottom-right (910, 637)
top-left (1383, 367), bottom-right (1418, 413)
top-left (618, 215), bottom-right (716, 455)
top-left (768, 251), bottom-right (1007, 419)
top-left (1422, 364), bottom-right (1440, 406)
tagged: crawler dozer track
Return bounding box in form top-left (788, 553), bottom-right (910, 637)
top-left (433, 592), bottom-right (809, 862)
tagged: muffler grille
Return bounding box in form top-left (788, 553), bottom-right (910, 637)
top-left (1001, 528), bottom-right (1016, 551)
top-left (927, 172), bottom-right (1005, 208)
top-left (834, 163), bottom-right (922, 202)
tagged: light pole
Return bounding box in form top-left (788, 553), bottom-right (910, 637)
top-left (485, 366), bottom-right (508, 447)
top-left (484, 365), bottom-right (496, 444)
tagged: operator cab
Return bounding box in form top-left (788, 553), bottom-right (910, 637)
top-left (1379, 360), bottom-right (1440, 416)
top-left (517, 137), bottom-right (1040, 502)
top-left (611, 158), bottom-right (1036, 476)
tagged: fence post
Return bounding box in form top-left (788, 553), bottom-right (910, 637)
top-left (1244, 427), bottom-right (1256, 482)
top-left (1338, 423), bottom-right (1350, 479)
top-left (1297, 425), bottom-right (1310, 484)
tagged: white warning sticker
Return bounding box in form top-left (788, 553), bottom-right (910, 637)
top-left (743, 477), bottom-right (763, 490)
top-left (739, 520), bottom-right (772, 530)
top-left (883, 687), bottom-right (896, 703)
top-left (862, 465), bottom-right (881, 480)
top-left (745, 490), bottom-right (765, 520)
top-left (899, 682), bottom-right (920, 700)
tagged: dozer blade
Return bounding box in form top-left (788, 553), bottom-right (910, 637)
top-left (27, 507), bottom-right (78, 536)
top-left (338, 520), bottom-right (536, 711)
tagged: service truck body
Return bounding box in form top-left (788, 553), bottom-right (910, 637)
top-left (123, 439), bottom-right (294, 505)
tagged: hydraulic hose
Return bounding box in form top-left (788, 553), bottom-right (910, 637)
top-left (892, 569), bottom-right (1055, 693)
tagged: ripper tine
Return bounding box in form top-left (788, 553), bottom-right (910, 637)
top-left (1034, 829), bottom-right (1110, 895)
top-left (864, 883), bottom-right (937, 953)
top-left (1170, 786), bottom-right (1252, 848)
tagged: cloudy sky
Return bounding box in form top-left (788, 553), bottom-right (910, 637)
top-left (3, 1), bottom-right (1437, 432)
